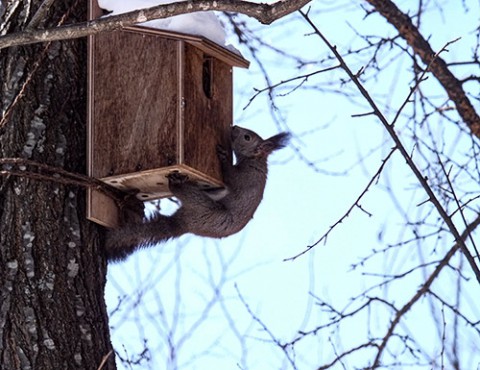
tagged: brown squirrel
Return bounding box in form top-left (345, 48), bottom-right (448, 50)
top-left (105, 125), bottom-right (290, 261)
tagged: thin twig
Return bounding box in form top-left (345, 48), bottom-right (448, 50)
top-left (235, 284), bottom-right (298, 370)
top-left (0, 157), bottom-right (124, 202)
top-left (96, 350), bottom-right (113, 370)
top-left (435, 152), bottom-right (480, 261)
top-left (244, 65), bottom-right (341, 109)
top-left (285, 147), bottom-right (397, 261)
top-left (371, 213), bottom-right (480, 368)
top-left (365, 0), bottom-right (480, 138)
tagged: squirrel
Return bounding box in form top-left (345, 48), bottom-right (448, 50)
top-left (105, 125), bottom-right (290, 261)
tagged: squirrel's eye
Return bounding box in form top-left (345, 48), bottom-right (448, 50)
top-left (244, 134), bottom-right (251, 141)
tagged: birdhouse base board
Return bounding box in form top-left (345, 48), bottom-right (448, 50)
top-left (102, 165), bottom-right (224, 201)
top-left (87, 165), bottom-right (224, 228)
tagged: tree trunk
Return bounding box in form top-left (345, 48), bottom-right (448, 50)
top-left (0, 1), bottom-right (115, 369)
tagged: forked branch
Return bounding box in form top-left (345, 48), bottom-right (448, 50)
top-left (366, 0), bottom-right (480, 138)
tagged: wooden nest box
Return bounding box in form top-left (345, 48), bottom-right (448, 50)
top-left (87, 0), bottom-right (249, 227)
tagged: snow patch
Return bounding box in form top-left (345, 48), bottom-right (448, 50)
top-left (98, 0), bottom-right (230, 49)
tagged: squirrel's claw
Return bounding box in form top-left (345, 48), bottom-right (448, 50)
top-left (216, 144), bottom-right (228, 162)
top-left (167, 172), bottom-right (189, 185)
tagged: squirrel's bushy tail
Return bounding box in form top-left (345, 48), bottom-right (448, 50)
top-left (105, 214), bottom-right (183, 262)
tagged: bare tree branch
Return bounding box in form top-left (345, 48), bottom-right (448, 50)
top-left (317, 342), bottom-right (379, 370)
top-left (286, 147), bottom-right (397, 261)
top-left (371, 213), bottom-right (480, 368)
top-left (235, 283), bottom-right (298, 369)
top-left (0, 0), bottom-right (311, 50)
top-left (300, 10), bottom-right (480, 285)
top-left (365, 0), bottom-right (480, 138)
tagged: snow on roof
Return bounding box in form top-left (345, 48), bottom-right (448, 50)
top-left (98, 0), bottom-right (228, 48)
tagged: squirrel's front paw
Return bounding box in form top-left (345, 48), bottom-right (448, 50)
top-left (216, 145), bottom-right (229, 162)
top-left (167, 172), bottom-right (189, 186)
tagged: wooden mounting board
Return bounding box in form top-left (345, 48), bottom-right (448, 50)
top-left (87, 190), bottom-right (120, 228)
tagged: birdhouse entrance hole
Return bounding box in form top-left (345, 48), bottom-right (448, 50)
top-left (86, 0), bottom-right (249, 228)
top-left (203, 56), bottom-right (214, 99)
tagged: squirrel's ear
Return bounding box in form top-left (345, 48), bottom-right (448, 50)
top-left (255, 132), bottom-right (290, 157)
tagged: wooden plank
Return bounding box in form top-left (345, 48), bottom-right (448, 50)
top-left (177, 41), bottom-right (185, 165)
top-left (87, 189), bottom-right (120, 228)
top-left (124, 26), bottom-right (250, 68)
top-left (87, 0), bottom-right (121, 227)
top-left (182, 43), bottom-right (232, 181)
top-left (90, 30), bottom-right (180, 177)
top-left (101, 164), bottom-right (224, 201)
top-left (88, 0), bottom-right (102, 19)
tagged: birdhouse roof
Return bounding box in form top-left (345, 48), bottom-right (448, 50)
top-left (124, 25), bottom-right (250, 69)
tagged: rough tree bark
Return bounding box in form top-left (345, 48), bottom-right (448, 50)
top-left (0, 1), bottom-right (115, 369)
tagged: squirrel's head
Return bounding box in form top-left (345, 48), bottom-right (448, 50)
top-left (231, 126), bottom-right (290, 160)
